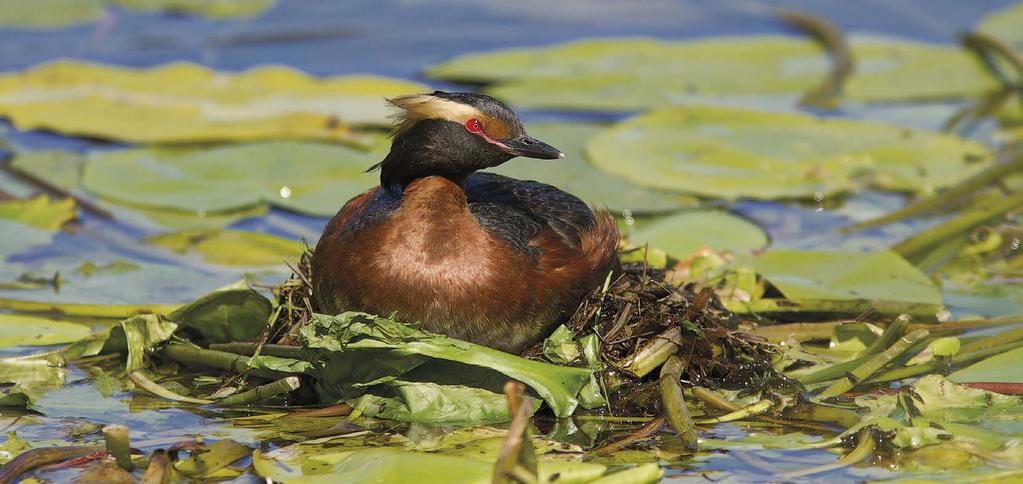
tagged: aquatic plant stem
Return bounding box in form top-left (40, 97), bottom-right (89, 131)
top-left (102, 425), bottom-right (133, 471)
top-left (658, 356), bottom-right (698, 446)
top-left (492, 381), bottom-right (538, 484)
top-left (694, 400), bottom-right (774, 425)
top-left (780, 427), bottom-right (875, 479)
top-left (621, 326), bottom-right (682, 378)
top-left (893, 191), bottom-right (1023, 262)
top-left (159, 343), bottom-right (288, 380)
top-left (129, 371), bottom-right (214, 405)
top-left (727, 298), bottom-right (944, 322)
top-left (870, 339), bottom-right (1023, 384)
top-left (215, 376), bottom-right (300, 406)
top-left (775, 9), bottom-right (853, 109)
top-left (842, 148), bottom-right (1023, 233)
top-left (208, 342), bottom-right (306, 359)
top-left (818, 329), bottom-right (929, 398)
top-left (798, 315), bottom-right (910, 385)
top-left (141, 449), bottom-right (170, 484)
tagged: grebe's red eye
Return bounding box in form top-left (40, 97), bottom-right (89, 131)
top-left (465, 118), bottom-right (484, 133)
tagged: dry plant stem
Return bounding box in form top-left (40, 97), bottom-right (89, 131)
top-left (592, 416), bottom-right (666, 455)
top-left (102, 425), bottom-right (133, 471)
top-left (129, 371), bottom-right (214, 405)
top-left (0, 445), bottom-right (104, 482)
top-left (780, 427), bottom-right (876, 479)
top-left (818, 329), bottom-right (930, 398)
top-left (141, 450), bottom-right (169, 484)
top-left (658, 356), bottom-right (698, 446)
top-left (893, 191), bottom-right (1023, 262)
top-left (492, 381), bottom-right (538, 484)
top-left (844, 149), bottom-right (1023, 232)
top-left (215, 376), bottom-right (300, 406)
top-left (775, 9), bottom-right (853, 109)
top-left (621, 326), bottom-right (682, 378)
top-left (159, 343), bottom-right (287, 380)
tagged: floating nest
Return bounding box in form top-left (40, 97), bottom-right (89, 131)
top-left (267, 248), bottom-right (780, 416)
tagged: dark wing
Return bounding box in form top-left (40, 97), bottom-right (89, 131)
top-left (464, 172), bottom-right (595, 248)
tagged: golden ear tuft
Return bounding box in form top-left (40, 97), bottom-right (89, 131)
top-left (387, 93), bottom-right (483, 138)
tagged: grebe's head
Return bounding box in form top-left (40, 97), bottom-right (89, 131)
top-left (373, 91), bottom-right (562, 191)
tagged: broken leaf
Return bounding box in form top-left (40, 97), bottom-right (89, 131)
top-left (166, 287), bottom-right (271, 344)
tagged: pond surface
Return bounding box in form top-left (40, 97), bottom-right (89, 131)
top-left (1, 1), bottom-right (1021, 482)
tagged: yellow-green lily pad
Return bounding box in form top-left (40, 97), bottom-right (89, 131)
top-left (0, 314), bottom-right (92, 347)
top-left (743, 249), bottom-right (941, 305)
top-left (586, 105), bottom-right (990, 200)
top-left (0, 0), bottom-right (103, 29)
top-left (146, 229), bottom-right (304, 267)
top-left (0, 195), bottom-right (76, 231)
top-left (82, 141), bottom-right (382, 216)
top-left (626, 210), bottom-right (767, 258)
top-left (428, 35), bottom-right (996, 110)
top-left (111, 0), bottom-right (275, 19)
top-left (0, 60), bottom-right (425, 144)
top-left (486, 123), bottom-right (695, 213)
top-left (977, 3), bottom-right (1023, 51)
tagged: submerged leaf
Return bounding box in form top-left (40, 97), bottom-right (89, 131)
top-left (587, 105), bottom-right (991, 200)
top-left (0, 196), bottom-right (75, 231)
top-left (348, 381), bottom-right (533, 424)
top-left (146, 229), bottom-right (304, 267)
top-left (82, 141), bottom-right (381, 216)
top-left (0, 61), bottom-right (424, 143)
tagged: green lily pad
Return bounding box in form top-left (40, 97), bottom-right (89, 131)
top-left (10, 149), bottom-right (271, 230)
top-left (0, 314), bottom-right (91, 347)
top-left (949, 347), bottom-right (1023, 384)
top-left (626, 210), bottom-right (767, 258)
top-left (82, 141), bottom-right (381, 216)
top-left (743, 249), bottom-right (942, 305)
top-left (0, 0), bottom-right (103, 29)
top-left (0, 195), bottom-right (76, 231)
top-left (111, 0), bottom-right (275, 18)
top-left (486, 123), bottom-right (695, 213)
top-left (586, 105), bottom-right (990, 200)
top-left (0, 61), bottom-right (425, 144)
top-left (146, 229), bottom-right (304, 267)
top-left (428, 35), bottom-right (996, 110)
